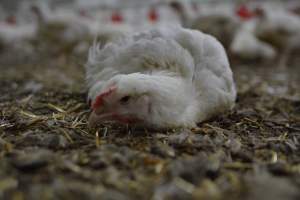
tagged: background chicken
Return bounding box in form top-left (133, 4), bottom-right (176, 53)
top-left (30, 2), bottom-right (92, 54)
top-left (191, 14), bottom-right (240, 49)
top-left (168, 0), bottom-right (198, 27)
top-left (0, 18), bottom-right (37, 49)
top-left (230, 19), bottom-right (277, 60)
top-left (255, 7), bottom-right (300, 67)
top-left (86, 26), bottom-right (236, 128)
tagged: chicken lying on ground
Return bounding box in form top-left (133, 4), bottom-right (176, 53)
top-left (86, 26), bottom-right (236, 129)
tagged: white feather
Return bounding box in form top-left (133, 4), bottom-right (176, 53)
top-left (230, 20), bottom-right (277, 60)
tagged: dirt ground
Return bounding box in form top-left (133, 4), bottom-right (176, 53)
top-left (0, 44), bottom-right (299, 200)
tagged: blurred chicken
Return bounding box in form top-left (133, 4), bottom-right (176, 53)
top-left (31, 2), bottom-right (91, 53)
top-left (31, 2), bottom-right (132, 54)
top-left (82, 8), bottom-right (134, 45)
top-left (255, 8), bottom-right (300, 67)
top-left (33, 5), bottom-right (89, 39)
top-left (191, 11), bottom-right (240, 49)
top-left (230, 20), bottom-right (277, 60)
top-left (0, 14), bottom-right (37, 51)
top-left (169, 1), bottom-right (198, 27)
top-left (86, 26), bottom-right (236, 129)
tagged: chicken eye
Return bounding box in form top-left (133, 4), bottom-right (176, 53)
top-left (119, 95), bottom-right (131, 104)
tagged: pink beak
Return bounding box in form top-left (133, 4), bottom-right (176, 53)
top-left (88, 109), bottom-right (140, 128)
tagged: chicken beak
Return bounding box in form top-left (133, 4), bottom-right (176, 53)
top-left (88, 110), bottom-right (100, 128)
top-left (88, 108), bottom-right (140, 128)
top-left (88, 110), bottom-right (114, 128)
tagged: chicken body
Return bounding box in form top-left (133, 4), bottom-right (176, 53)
top-left (255, 9), bottom-right (300, 66)
top-left (0, 22), bottom-right (37, 45)
top-left (32, 3), bottom-right (91, 44)
top-left (230, 19), bottom-right (277, 60)
top-left (86, 26), bottom-right (236, 128)
top-left (191, 13), bottom-right (240, 49)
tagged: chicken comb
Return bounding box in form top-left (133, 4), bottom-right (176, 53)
top-left (236, 5), bottom-right (254, 20)
top-left (92, 85), bottom-right (117, 110)
top-left (111, 11), bottom-right (123, 23)
top-left (148, 8), bottom-right (159, 22)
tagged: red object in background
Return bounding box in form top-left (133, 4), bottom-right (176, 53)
top-left (111, 11), bottom-right (123, 23)
top-left (5, 15), bottom-right (17, 25)
top-left (236, 5), bottom-right (254, 20)
top-left (148, 8), bottom-right (159, 22)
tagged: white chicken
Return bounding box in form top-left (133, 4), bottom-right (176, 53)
top-left (0, 12), bottom-right (37, 53)
top-left (168, 1), bottom-right (198, 27)
top-left (191, 13), bottom-right (240, 49)
top-left (0, 21), bottom-right (37, 45)
top-left (230, 19), bottom-right (277, 60)
top-left (255, 8), bottom-right (300, 67)
top-left (31, 2), bottom-right (90, 43)
top-left (86, 26), bottom-right (236, 129)
top-left (0, 2), bottom-right (37, 44)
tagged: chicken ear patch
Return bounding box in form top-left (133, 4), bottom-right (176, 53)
top-left (92, 85), bottom-right (117, 110)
